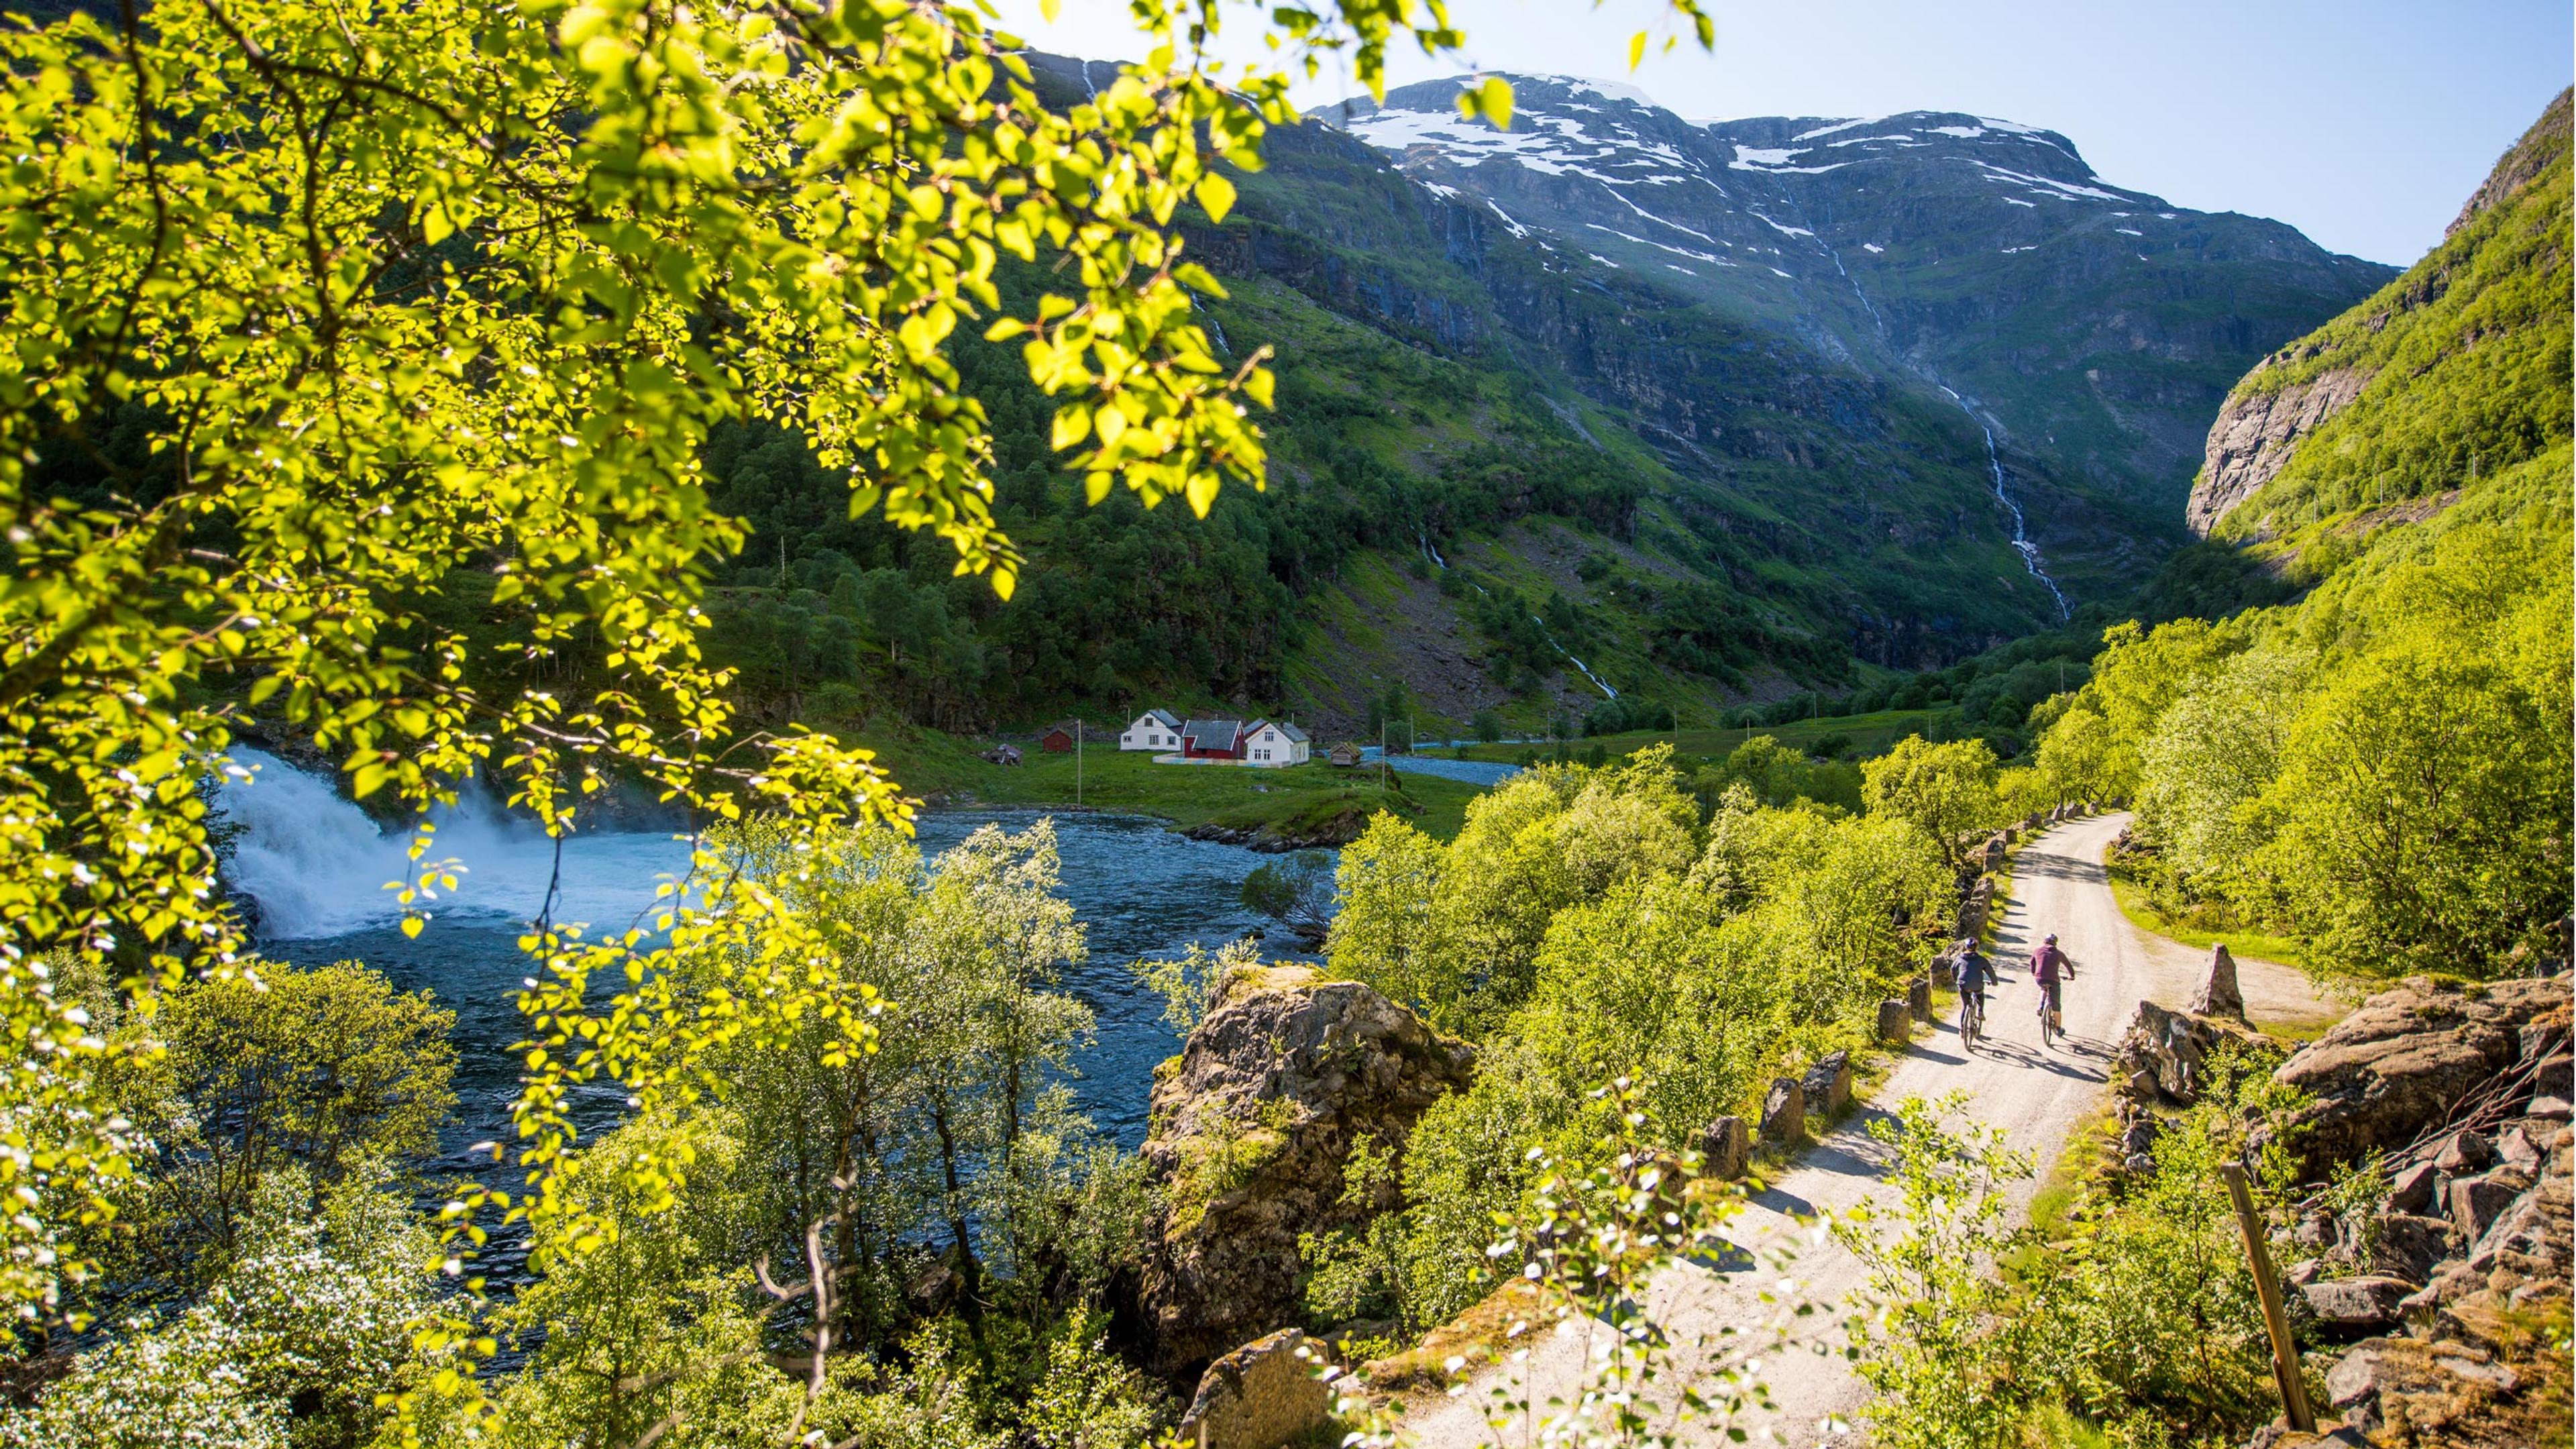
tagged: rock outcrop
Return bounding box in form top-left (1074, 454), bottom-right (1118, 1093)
top-left (2265, 975), bottom-right (2568, 1181)
top-left (1140, 964), bottom-right (1474, 1374)
top-left (2245, 971), bottom-right (2574, 1449)
top-left (1178, 1329), bottom-right (1333, 1449)
top-left (2446, 87), bottom-right (2572, 237)
top-left (2270, 1112), bottom-right (2571, 1447)
top-left (2185, 363), bottom-right (2371, 536)
top-left (2189, 943), bottom-right (2247, 1021)
top-left (2113, 999), bottom-right (2268, 1104)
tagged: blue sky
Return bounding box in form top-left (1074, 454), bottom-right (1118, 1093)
top-left (989, 0), bottom-right (2572, 265)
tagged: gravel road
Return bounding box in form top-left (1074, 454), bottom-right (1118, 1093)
top-left (1391, 811), bottom-right (2338, 1447)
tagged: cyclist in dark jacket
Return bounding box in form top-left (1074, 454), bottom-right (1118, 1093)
top-left (1954, 940), bottom-right (1995, 1047)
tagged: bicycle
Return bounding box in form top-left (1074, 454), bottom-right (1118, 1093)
top-left (1959, 989), bottom-right (1986, 1049)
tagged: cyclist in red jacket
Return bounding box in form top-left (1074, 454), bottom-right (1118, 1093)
top-left (2031, 934), bottom-right (2074, 1045)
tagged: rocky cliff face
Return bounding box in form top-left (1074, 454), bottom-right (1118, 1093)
top-left (2185, 363), bottom-right (2371, 535)
top-left (2184, 88), bottom-right (2571, 542)
top-left (1138, 963), bottom-right (1473, 1374)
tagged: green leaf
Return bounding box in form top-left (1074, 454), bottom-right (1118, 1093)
top-left (1194, 173), bottom-right (1237, 224)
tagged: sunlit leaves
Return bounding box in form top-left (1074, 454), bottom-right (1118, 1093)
top-left (0, 0), bottom-right (1723, 1400)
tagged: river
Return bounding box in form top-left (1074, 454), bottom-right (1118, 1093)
top-left (213, 749), bottom-right (1315, 1175)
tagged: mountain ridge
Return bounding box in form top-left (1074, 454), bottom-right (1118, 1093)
top-left (1323, 74), bottom-right (2395, 543)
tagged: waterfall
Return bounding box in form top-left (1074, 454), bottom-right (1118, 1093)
top-left (211, 748), bottom-right (692, 941)
top-left (1531, 614), bottom-right (1617, 699)
top-left (1803, 214), bottom-right (2072, 624)
top-left (1940, 388), bottom-right (2072, 620)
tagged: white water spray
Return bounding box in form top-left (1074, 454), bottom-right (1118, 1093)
top-left (212, 748), bottom-right (692, 940)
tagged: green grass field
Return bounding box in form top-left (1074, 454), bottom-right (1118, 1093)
top-left (2102, 871), bottom-right (2308, 973)
top-left (1440, 707), bottom-right (1947, 767)
top-left (862, 729), bottom-right (1485, 841)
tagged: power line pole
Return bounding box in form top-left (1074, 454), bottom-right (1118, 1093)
top-left (1075, 718), bottom-right (1083, 806)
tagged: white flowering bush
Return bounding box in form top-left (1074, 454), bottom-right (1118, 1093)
top-left (1, 1176), bottom-right (439, 1449)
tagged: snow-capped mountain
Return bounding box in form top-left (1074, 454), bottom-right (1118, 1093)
top-left (1327, 74), bottom-right (2392, 517)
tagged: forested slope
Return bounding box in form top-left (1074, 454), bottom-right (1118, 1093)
top-left (690, 58), bottom-right (2387, 741)
top-left (2035, 89), bottom-right (2574, 982)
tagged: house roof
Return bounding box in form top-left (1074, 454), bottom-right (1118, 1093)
top-left (1181, 718), bottom-right (1242, 751)
top-left (1271, 722), bottom-right (1310, 743)
top-left (1134, 708), bottom-right (1182, 729)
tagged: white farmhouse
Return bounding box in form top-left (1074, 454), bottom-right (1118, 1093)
top-left (1120, 708), bottom-right (1185, 751)
top-left (1243, 719), bottom-right (1311, 767)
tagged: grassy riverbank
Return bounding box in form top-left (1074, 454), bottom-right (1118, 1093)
top-left (861, 724), bottom-right (1487, 841)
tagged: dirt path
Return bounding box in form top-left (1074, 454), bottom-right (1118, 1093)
top-left (1390, 812), bottom-right (2337, 1447)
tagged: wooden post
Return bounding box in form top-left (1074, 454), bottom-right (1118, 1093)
top-left (1075, 719), bottom-right (1082, 806)
top-left (2221, 1161), bottom-right (2315, 1432)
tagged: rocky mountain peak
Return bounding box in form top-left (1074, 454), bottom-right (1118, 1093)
top-left (1324, 73), bottom-right (2392, 531)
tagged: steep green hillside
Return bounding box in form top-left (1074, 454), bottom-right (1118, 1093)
top-left (2191, 87), bottom-right (2571, 557)
top-left (2029, 90), bottom-right (2574, 981)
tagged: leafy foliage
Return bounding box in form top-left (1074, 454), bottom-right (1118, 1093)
top-left (1326, 749), bottom-right (1949, 1326)
top-left (1848, 1055), bottom-right (2315, 1449)
top-left (1862, 736), bottom-right (2005, 877)
top-left (2023, 94), bottom-right (2573, 981)
top-left (3, 1176), bottom-right (444, 1449)
top-left (97, 959), bottom-right (456, 1281)
top-left (0, 0), bottom-right (1716, 1374)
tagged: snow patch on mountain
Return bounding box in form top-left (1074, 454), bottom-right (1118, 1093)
top-left (1788, 116), bottom-right (1886, 143)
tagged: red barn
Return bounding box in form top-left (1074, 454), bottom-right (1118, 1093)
top-left (1038, 721), bottom-right (1080, 753)
top-left (1178, 718), bottom-right (1245, 759)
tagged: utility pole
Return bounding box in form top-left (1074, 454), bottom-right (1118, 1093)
top-left (1075, 718), bottom-right (1083, 806)
top-left (1379, 720), bottom-right (1388, 792)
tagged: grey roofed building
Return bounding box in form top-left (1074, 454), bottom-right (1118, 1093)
top-left (1181, 718), bottom-right (1243, 754)
top-left (1271, 722), bottom-right (1309, 743)
top-left (1142, 707), bottom-right (1182, 729)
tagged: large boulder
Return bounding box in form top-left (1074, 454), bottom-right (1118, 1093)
top-left (2114, 1000), bottom-right (2268, 1104)
top-left (1178, 1329), bottom-right (1332, 1449)
top-left (2300, 1275), bottom-right (2418, 1338)
top-left (2270, 976), bottom-right (2569, 1180)
top-left (1140, 964), bottom-right (1474, 1373)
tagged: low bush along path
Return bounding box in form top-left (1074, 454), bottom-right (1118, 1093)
top-left (1392, 811), bottom-right (2338, 1446)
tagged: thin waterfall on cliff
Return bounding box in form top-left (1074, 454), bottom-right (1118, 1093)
top-left (1939, 387), bottom-right (2073, 619)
